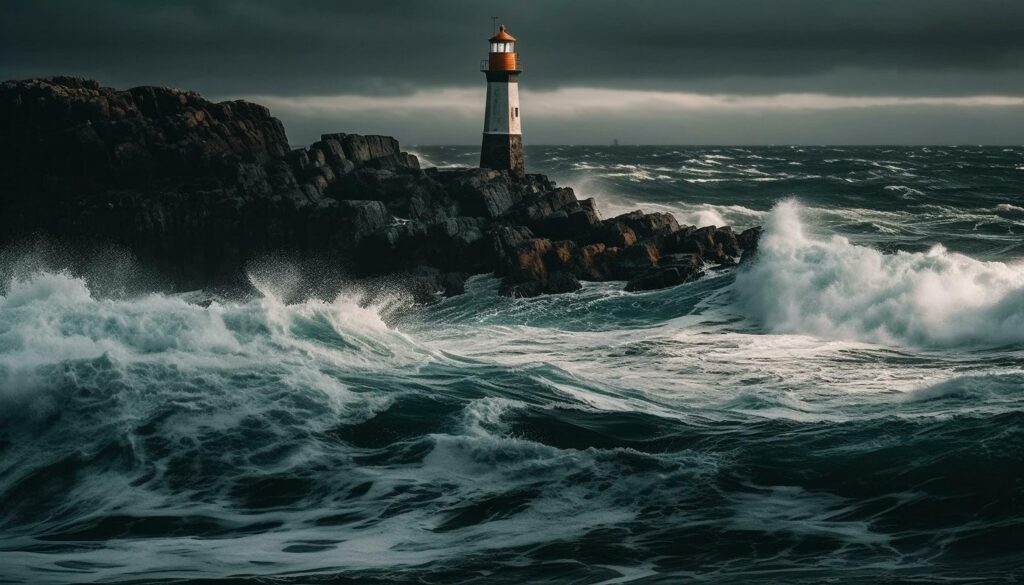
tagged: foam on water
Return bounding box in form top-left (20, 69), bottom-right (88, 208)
top-left (736, 200), bottom-right (1024, 347)
top-left (3, 145), bottom-right (1024, 584)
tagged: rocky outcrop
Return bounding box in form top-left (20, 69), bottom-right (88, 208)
top-left (0, 77), bottom-right (761, 299)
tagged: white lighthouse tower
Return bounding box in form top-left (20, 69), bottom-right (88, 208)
top-left (480, 24), bottom-right (524, 174)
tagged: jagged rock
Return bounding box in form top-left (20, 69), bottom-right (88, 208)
top-left (312, 138), bottom-right (347, 165)
top-left (286, 149), bottom-right (311, 173)
top-left (611, 242), bottom-right (661, 279)
top-left (390, 266), bottom-right (471, 302)
top-left (500, 270), bottom-right (582, 298)
top-left (0, 77), bottom-right (290, 184)
top-left (597, 221), bottom-right (638, 248)
top-left (714, 226), bottom-right (741, 257)
top-left (738, 226), bottom-right (763, 261)
top-left (576, 243), bottom-right (618, 280)
top-left (524, 195), bottom-right (603, 241)
top-left (440, 169), bottom-right (553, 218)
top-left (0, 77), bottom-right (763, 298)
top-left (496, 236), bottom-right (582, 297)
top-left (625, 253), bottom-right (704, 292)
top-left (364, 152), bottom-right (420, 171)
top-left (319, 133), bottom-right (399, 164)
top-left (610, 210), bottom-right (680, 240)
top-left (539, 240), bottom-right (618, 282)
top-left (545, 240), bottom-right (578, 273)
top-left (506, 238), bottom-right (552, 284)
top-left (492, 225), bottom-right (536, 273)
top-left (356, 215), bottom-right (489, 276)
top-left (235, 163), bottom-right (273, 198)
top-left (545, 271), bottom-right (583, 294)
top-left (334, 200), bottom-right (391, 240)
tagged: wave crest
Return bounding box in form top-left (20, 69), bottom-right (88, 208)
top-left (736, 200), bottom-right (1024, 346)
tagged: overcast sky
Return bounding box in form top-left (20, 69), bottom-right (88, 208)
top-left (4, 0), bottom-right (1024, 145)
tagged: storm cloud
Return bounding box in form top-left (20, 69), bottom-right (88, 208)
top-left (4, 0), bottom-right (1023, 144)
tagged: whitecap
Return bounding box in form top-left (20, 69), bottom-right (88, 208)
top-left (735, 200), bottom-right (1024, 347)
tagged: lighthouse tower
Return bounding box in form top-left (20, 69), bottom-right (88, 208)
top-left (480, 25), bottom-right (524, 174)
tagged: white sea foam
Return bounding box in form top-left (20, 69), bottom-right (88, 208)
top-left (884, 185), bottom-right (925, 198)
top-left (0, 268), bottom-right (425, 409)
top-left (903, 372), bottom-right (1024, 403)
top-left (736, 200), bottom-right (1024, 346)
top-left (564, 175), bottom-right (764, 229)
top-left (671, 203), bottom-right (765, 229)
top-left (995, 203), bottom-right (1024, 215)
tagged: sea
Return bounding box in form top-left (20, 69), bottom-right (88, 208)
top-left (1, 145), bottom-right (1022, 584)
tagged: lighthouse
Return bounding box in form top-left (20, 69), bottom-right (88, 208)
top-left (480, 24), bottom-right (524, 174)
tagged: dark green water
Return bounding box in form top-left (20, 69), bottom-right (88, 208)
top-left (1, 146), bottom-right (1022, 583)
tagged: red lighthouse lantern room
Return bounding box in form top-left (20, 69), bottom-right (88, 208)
top-left (487, 25), bottom-right (520, 72)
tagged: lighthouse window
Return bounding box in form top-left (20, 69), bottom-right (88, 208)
top-left (490, 42), bottom-right (497, 52)
top-left (514, 107), bottom-right (519, 117)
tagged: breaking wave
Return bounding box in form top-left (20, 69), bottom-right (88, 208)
top-left (737, 200), bottom-right (1024, 346)
top-left (3, 145), bottom-right (1024, 584)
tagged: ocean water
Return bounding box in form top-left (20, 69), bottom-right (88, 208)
top-left (2, 145), bottom-right (1023, 584)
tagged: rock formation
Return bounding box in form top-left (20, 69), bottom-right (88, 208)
top-left (0, 77), bottom-right (760, 299)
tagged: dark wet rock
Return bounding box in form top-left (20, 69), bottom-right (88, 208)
top-left (545, 271), bottom-right (583, 294)
top-left (390, 267), bottom-right (471, 303)
top-left (505, 238), bottom-right (553, 284)
top-left (609, 210), bottom-right (681, 241)
top-left (625, 253), bottom-right (704, 292)
top-left (576, 243), bottom-right (618, 281)
top-left (500, 269), bottom-right (581, 298)
top-left (662, 225), bottom-right (744, 264)
top-left (440, 169), bottom-right (553, 219)
top-left (596, 221), bottom-right (638, 248)
top-left (364, 152), bottom-right (420, 172)
top-left (714, 226), bottom-right (742, 257)
top-left (0, 77), bottom-right (762, 300)
top-left (738, 226), bottom-right (763, 262)
top-left (610, 242), bottom-right (661, 280)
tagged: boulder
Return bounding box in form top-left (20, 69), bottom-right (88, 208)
top-left (625, 253), bottom-right (704, 292)
top-left (312, 138), bottom-right (348, 165)
top-left (596, 221), bottom-right (638, 248)
top-left (738, 226), bottom-right (763, 261)
top-left (394, 267), bottom-right (471, 302)
top-left (500, 270), bottom-right (581, 298)
top-left (319, 133), bottom-right (400, 164)
top-left (576, 243), bottom-right (617, 280)
top-left (714, 226), bottom-right (742, 257)
top-left (506, 238), bottom-right (552, 283)
top-left (364, 152), bottom-right (420, 171)
top-left (492, 225), bottom-right (536, 273)
top-left (610, 242), bottom-right (661, 279)
top-left (609, 210), bottom-right (680, 240)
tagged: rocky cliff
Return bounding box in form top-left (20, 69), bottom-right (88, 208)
top-left (0, 77), bottom-right (760, 299)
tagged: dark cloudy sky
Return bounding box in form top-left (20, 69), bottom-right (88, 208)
top-left (4, 0), bottom-right (1024, 145)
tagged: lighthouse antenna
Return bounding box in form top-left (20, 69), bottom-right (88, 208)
top-left (491, 16), bottom-right (498, 34)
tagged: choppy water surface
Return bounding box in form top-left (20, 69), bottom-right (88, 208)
top-left (2, 146), bottom-right (1023, 583)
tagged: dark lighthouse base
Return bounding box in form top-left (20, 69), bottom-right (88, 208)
top-left (480, 134), bottom-right (525, 174)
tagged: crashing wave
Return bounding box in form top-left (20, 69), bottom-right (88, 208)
top-left (736, 200), bottom-right (1024, 347)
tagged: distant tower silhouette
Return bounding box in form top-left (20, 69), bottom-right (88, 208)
top-left (480, 24), bottom-right (524, 174)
